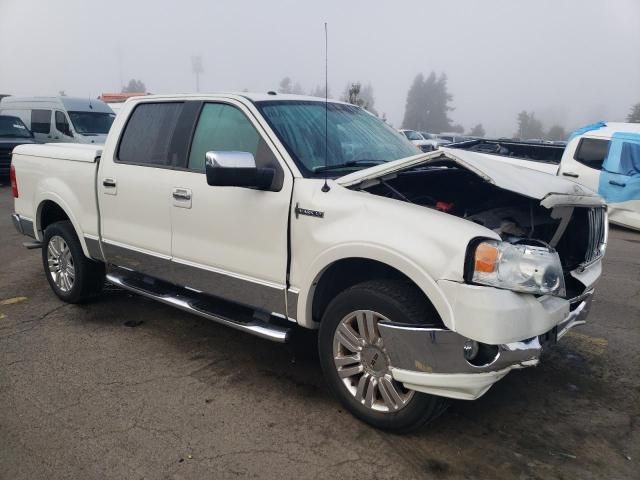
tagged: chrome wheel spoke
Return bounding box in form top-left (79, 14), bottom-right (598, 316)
top-left (355, 373), bottom-right (370, 402)
top-left (336, 323), bottom-right (363, 353)
top-left (365, 377), bottom-right (377, 408)
top-left (379, 376), bottom-right (404, 411)
top-left (334, 354), bottom-right (360, 367)
top-left (338, 363), bottom-right (364, 379)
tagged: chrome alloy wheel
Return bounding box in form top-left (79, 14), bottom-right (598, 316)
top-left (47, 235), bottom-right (75, 293)
top-left (332, 310), bottom-right (414, 412)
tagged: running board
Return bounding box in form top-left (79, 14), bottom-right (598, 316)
top-left (106, 271), bottom-right (290, 343)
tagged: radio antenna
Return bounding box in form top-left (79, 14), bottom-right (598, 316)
top-left (321, 22), bottom-right (330, 193)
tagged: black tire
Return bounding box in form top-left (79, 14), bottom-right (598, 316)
top-left (318, 279), bottom-right (449, 433)
top-left (41, 220), bottom-right (105, 303)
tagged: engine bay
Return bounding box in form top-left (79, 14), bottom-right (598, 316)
top-left (356, 160), bottom-right (596, 293)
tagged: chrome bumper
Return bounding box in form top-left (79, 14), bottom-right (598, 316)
top-left (11, 213), bottom-right (35, 238)
top-left (378, 289), bottom-right (594, 376)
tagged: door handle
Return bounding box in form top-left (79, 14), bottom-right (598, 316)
top-left (103, 178), bottom-right (117, 188)
top-left (562, 172), bottom-right (579, 178)
top-left (172, 189), bottom-right (191, 200)
top-left (609, 180), bottom-right (626, 187)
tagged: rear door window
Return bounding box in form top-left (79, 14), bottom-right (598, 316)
top-left (31, 109), bottom-right (52, 134)
top-left (574, 138), bottom-right (610, 170)
top-left (117, 102), bottom-right (184, 166)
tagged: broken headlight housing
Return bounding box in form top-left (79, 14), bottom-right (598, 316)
top-left (468, 239), bottom-right (565, 296)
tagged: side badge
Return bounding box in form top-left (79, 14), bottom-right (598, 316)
top-left (295, 203), bottom-right (324, 219)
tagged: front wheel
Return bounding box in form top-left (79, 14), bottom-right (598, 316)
top-left (318, 279), bottom-right (449, 433)
top-left (42, 221), bottom-right (105, 303)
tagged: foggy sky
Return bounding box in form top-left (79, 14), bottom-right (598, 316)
top-left (1, 0), bottom-right (639, 136)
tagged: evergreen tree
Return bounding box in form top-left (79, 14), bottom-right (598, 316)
top-left (627, 103), bottom-right (640, 123)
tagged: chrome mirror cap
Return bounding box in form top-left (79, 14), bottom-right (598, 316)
top-left (205, 151), bottom-right (256, 169)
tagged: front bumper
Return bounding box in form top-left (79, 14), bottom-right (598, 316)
top-left (378, 289), bottom-right (593, 400)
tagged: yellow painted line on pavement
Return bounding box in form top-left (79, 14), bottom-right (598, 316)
top-left (0, 297), bottom-right (28, 306)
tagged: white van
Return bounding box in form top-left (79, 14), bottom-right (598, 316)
top-left (0, 97), bottom-right (115, 144)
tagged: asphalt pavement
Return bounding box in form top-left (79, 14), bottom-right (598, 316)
top-left (0, 185), bottom-right (638, 479)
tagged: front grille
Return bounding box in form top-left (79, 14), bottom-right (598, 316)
top-left (554, 206), bottom-right (607, 271)
top-left (585, 207), bottom-right (606, 264)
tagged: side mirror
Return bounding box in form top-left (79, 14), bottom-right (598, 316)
top-left (205, 151), bottom-right (274, 190)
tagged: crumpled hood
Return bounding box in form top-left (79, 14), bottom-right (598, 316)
top-left (336, 148), bottom-right (605, 207)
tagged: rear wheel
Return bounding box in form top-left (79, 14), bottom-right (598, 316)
top-left (318, 279), bottom-right (449, 433)
top-left (42, 221), bottom-right (105, 303)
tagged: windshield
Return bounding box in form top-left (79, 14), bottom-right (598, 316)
top-left (404, 130), bottom-right (423, 141)
top-left (256, 101), bottom-right (418, 177)
top-left (68, 111), bottom-right (115, 135)
top-left (0, 116), bottom-right (32, 138)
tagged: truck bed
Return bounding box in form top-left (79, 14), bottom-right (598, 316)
top-left (11, 143), bottom-right (102, 245)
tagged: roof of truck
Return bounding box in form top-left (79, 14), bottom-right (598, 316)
top-left (127, 92), bottom-right (345, 104)
top-left (571, 121), bottom-right (640, 140)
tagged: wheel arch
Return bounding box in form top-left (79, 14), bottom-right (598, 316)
top-left (36, 195), bottom-right (91, 258)
top-left (295, 246), bottom-right (455, 330)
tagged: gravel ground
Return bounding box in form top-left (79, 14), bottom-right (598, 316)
top-left (0, 185), bottom-right (638, 479)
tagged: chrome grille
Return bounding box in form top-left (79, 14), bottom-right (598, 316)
top-left (585, 207), bottom-right (607, 264)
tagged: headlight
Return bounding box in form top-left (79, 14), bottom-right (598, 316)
top-left (469, 239), bottom-right (565, 296)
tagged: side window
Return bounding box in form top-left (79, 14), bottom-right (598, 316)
top-left (574, 138), bottom-right (610, 170)
top-left (188, 103), bottom-right (264, 171)
top-left (55, 111), bottom-right (72, 136)
top-left (31, 109), bottom-right (52, 134)
top-left (618, 141), bottom-right (640, 176)
top-left (118, 103), bottom-right (183, 166)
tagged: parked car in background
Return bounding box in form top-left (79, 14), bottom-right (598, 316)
top-left (420, 132), bottom-right (451, 149)
top-left (399, 129), bottom-right (434, 152)
top-left (446, 122), bottom-right (640, 230)
top-left (11, 93), bottom-right (606, 432)
top-left (0, 96), bottom-right (115, 144)
top-left (0, 115), bottom-right (35, 177)
top-left (437, 133), bottom-right (470, 144)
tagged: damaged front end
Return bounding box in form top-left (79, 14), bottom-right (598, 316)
top-left (338, 150), bottom-right (607, 400)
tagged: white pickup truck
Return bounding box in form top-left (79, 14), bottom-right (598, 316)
top-left (11, 93), bottom-right (607, 432)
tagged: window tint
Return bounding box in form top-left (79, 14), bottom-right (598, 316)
top-left (118, 103), bottom-right (183, 166)
top-left (31, 109), bottom-right (51, 134)
top-left (55, 111), bottom-right (71, 136)
top-left (574, 138), bottom-right (610, 170)
top-left (188, 103), bottom-right (261, 171)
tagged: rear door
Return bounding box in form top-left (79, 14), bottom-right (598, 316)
top-left (99, 101), bottom-right (185, 279)
top-left (168, 100), bottom-right (293, 315)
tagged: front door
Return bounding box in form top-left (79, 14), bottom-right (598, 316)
top-left (99, 101), bottom-right (185, 279)
top-left (558, 136), bottom-right (610, 192)
top-left (54, 111), bottom-right (75, 142)
top-left (169, 100), bottom-right (292, 315)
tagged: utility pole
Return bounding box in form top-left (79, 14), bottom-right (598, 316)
top-left (191, 56), bottom-right (203, 93)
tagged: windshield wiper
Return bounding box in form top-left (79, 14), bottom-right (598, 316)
top-left (313, 160), bottom-right (386, 173)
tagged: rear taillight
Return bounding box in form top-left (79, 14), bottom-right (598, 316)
top-left (10, 163), bottom-right (18, 198)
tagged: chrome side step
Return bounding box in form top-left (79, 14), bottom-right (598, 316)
top-left (106, 271), bottom-right (290, 343)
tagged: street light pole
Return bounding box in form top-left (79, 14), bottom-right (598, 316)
top-left (191, 56), bottom-right (203, 93)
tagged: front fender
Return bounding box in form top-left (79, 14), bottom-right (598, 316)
top-left (295, 243), bottom-right (455, 330)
